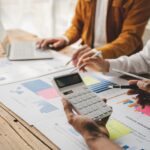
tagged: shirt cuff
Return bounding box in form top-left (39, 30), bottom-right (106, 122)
top-left (107, 59), bottom-right (121, 73)
top-left (61, 35), bottom-right (70, 45)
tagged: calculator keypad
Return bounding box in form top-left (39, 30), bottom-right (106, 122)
top-left (64, 87), bottom-right (112, 120)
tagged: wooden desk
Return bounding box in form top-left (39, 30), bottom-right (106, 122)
top-left (0, 30), bottom-right (74, 150)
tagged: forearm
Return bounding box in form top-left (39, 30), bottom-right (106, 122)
top-left (84, 133), bottom-right (122, 150)
top-left (64, 0), bottom-right (83, 45)
top-left (96, 0), bottom-right (150, 59)
top-left (64, 26), bottom-right (82, 44)
top-left (108, 41), bottom-right (150, 74)
top-left (96, 34), bottom-right (142, 59)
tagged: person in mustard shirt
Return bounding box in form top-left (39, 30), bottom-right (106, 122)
top-left (37, 0), bottom-right (150, 59)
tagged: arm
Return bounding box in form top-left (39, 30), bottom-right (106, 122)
top-left (108, 40), bottom-right (150, 74)
top-left (62, 99), bottom-right (122, 150)
top-left (84, 133), bottom-right (122, 150)
top-left (97, 0), bottom-right (150, 58)
top-left (64, 0), bottom-right (84, 44)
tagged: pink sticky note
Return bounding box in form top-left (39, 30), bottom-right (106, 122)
top-left (37, 88), bottom-right (58, 100)
top-left (136, 106), bottom-right (150, 116)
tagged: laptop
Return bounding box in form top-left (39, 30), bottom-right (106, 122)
top-left (0, 22), bottom-right (53, 60)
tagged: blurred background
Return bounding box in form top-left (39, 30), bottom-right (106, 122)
top-left (0, 0), bottom-right (149, 42)
top-left (0, 0), bottom-right (76, 37)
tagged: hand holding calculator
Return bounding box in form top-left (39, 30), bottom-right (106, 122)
top-left (53, 73), bottom-right (112, 121)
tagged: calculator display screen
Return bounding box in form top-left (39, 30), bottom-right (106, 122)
top-left (55, 73), bottom-right (83, 88)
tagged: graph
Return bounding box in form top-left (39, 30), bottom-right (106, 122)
top-left (116, 99), bottom-right (150, 117)
top-left (22, 79), bottom-right (58, 100)
top-left (82, 75), bottom-right (116, 93)
top-left (35, 100), bottom-right (58, 113)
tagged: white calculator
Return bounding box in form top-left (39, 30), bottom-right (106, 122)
top-left (53, 72), bottom-right (112, 121)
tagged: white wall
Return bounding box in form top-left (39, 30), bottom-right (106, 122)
top-left (0, 0), bottom-right (76, 37)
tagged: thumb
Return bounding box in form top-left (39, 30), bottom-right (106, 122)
top-left (137, 80), bottom-right (150, 93)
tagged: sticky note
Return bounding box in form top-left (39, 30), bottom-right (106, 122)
top-left (106, 119), bottom-right (132, 140)
top-left (82, 76), bottom-right (100, 86)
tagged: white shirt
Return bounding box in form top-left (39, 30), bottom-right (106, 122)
top-left (94, 0), bottom-right (109, 48)
top-left (108, 40), bottom-right (150, 74)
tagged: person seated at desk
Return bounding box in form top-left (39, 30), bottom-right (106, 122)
top-left (62, 80), bottom-right (150, 150)
top-left (37, 0), bottom-right (150, 59)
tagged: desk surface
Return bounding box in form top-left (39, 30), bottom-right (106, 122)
top-left (0, 30), bottom-right (74, 150)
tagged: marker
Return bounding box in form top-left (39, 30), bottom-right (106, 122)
top-left (108, 84), bottom-right (139, 90)
top-left (109, 84), bottom-right (150, 97)
top-left (112, 68), bottom-right (148, 80)
top-left (71, 51), bottom-right (102, 72)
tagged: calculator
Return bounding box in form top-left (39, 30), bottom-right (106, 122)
top-left (53, 72), bottom-right (112, 121)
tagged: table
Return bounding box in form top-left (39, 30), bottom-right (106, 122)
top-left (0, 29), bottom-right (74, 150)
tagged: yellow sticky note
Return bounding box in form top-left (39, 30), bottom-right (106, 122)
top-left (82, 76), bottom-right (100, 86)
top-left (106, 119), bottom-right (132, 140)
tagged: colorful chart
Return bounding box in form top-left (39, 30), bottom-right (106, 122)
top-left (22, 80), bottom-right (58, 100)
top-left (116, 99), bottom-right (150, 117)
top-left (106, 119), bottom-right (132, 140)
top-left (136, 106), bottom-right (150, 116)
top-left (82, 75), bottom-right (116, 93)
top-left (35, 100), bottom-right (57, 113)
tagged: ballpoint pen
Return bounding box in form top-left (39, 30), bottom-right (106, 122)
top-left (65, 45), bottom-right (89, 66)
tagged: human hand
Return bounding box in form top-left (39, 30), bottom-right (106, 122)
top-left (62, 99), bottom-right (109, 140)
top-left (127, 80), bottom-right (150, 107)
top-left (36, 37), bottom-right (68, 50)
top-left (75, 49), bottom-right (110, 72)
top-left (72, 45), bottom-right (92, 67)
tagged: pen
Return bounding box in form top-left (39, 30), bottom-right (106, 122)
top-left (65, 45), bottom-right (89, 66)
top-left (71, 51), bottom-right (101, 72)
top-left (108, 84), bottom-right (139, 90)
top-left (65, 59), bottom-right (72, 66)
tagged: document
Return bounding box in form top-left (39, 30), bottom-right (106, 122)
top-left (0, 53), bottom-right (148, 149)
top-left (0, 52), bottom-right (72, 85)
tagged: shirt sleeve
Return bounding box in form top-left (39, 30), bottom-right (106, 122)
top-left (108, 40), bottom-right (150, 74)
top-left (96, 0), bottom-right (150, 59)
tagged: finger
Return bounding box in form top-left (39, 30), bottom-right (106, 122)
top-left (137, 80), bottom-right (150, 93)
top-left (72, 45), bottom-right (89, 66)
top-left (74, 47), bottom-right (91, 66)
top-left (96, 115), bottom-right (110, 126)
top-left (72, 45), bottom-right (88, 60)
top-left (128, 80), bottom-right (139, 85)
top-left (36, 39), bottom-right (45, 48)
top-left (127, 89), bottom-right (138, 95)
top-left (77, 51), bottom-right (95, 68)
top-left (62, 99), bottom-right (75, 124)
top-left (41, 39), bottom-right (57, 49)
top-left (53, 40), bottom-right (63, 48)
